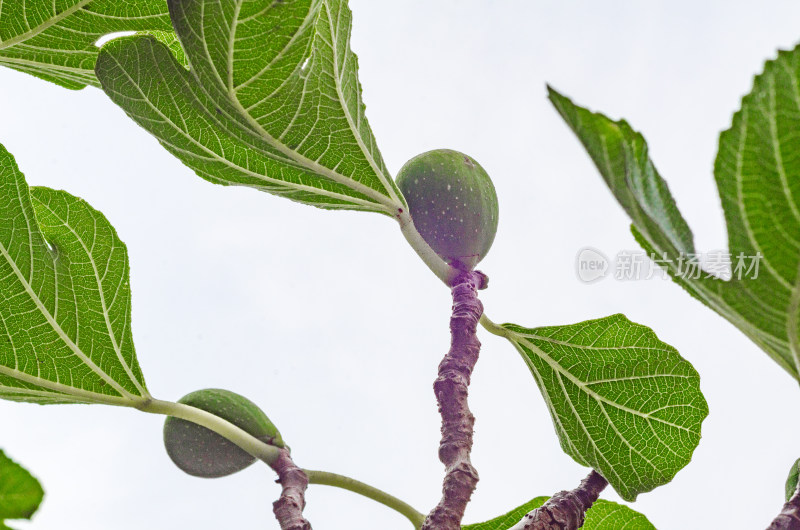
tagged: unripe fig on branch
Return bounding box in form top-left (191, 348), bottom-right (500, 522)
top-left (163, 388), bottom-right (284, 478)
top-left (397, 149), bottom-right (499, 271)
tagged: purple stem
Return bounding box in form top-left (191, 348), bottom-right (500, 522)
top-left (509, 471), bottom-right (608, 530)
top-left (767, 482), bottom-right (800, 529)
top-left (271, 448), bottom-right (312, 530)
top-left (422, 271), bottom-right (486, 530)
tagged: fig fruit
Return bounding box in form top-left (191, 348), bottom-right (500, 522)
top-left (397, 149), bottom-right (498, 270)
top-left (163, 388), bottom-right (283, 478)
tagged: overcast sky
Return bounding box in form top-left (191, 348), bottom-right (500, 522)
top-left (2, 1), bottom-right (800, 529)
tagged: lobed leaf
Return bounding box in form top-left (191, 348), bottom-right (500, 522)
top-left (549, 45), bottom-right (800, 381)
top-left (0, 449), bottom-right (43, 524)
top-left (95, 0), bottom-right (404, 214)
top-left (0, 143), bottom-right (148, 406)
top-left (462, 497), bottom-right (655, 530)
top-left (495, 314), bottom-right (707, 501)
top-left (0, 0), bottom-right (171, 89)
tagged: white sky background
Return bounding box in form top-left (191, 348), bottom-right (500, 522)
top-left (1, 1), bottom-right (800, 529)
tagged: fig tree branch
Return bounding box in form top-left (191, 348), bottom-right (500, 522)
top-left (509, 470), bottom-right (608, 530)
top-left (768, 480), bottom-right (800, 529)
top-left (422, 270), bottom-right (486, 530)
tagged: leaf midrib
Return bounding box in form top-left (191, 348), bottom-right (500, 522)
top-left (321, 0), bottom-right (402, 207)
top-left (732, 106), bottom-right (793, 290)
top-left (597, 106), bottom-right (800, 378)
top-left (549, 365), bottom-right (627, 488)
top-left (787, 263), bottom-right (800, 376)
top-left (765, 72), bottom-right (800, 228)
top-left (217, 0), bottom-right (401, 211)
top-left (0, 365), bottom-right (131, 405)
top-left (231, 0), bottom-right (315, 94)
top-left (0, 235), bottom-right (139, 402)
top-left (34, 197), bottom-right (147, 396)
top-left (106, 45), bottom-right (385, 211)
top-left (0, 0), bottom-right (92, 50)
top-left (518, 338), bottom-right (677, 500)
top-left (515, 333), bottom-right (699, 435)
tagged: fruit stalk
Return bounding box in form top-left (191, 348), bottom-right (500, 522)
top-left (271, 448), bottom-right (312, 530)
top-left (397, 209), bottom-right (460, 286)
top-left (509, 470), bottom-right (608, 530)
top-left (422, 271), bottom-right (485, 530)
top-left (768, 480), bottom-right (800, 529)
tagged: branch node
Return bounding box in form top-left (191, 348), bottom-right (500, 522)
top-left (510, 470), bottom-right (608, 530)
top-left (767, 481), bottom-right (800, 529)
top-left (271, 448), bottom-right (312, 530)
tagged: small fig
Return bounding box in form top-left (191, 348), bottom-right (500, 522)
top-left (397, 149), bottom-right (498, 270)
top-left (163, 388), bottom-right (283, 478)
top-left (786, 458), bottom-right (800, 501)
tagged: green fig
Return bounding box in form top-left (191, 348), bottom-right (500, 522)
top-left (786, 458), bottom-right (800, 501)
top-left (397, 149), bottom-right (499, 271)
top-left (163, 388), bottom-right (284, 478)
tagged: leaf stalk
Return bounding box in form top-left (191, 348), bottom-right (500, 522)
top-left (304, 470), bottom-right (425, 528)
top-left (137, 398), bottom-right (282, 464)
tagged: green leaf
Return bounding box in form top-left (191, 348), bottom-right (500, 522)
top-left (547, 87), bottom-right (694, 261)
top-left (489, 314), bottom-right (707, 501)
top-left (0, 449), bottom-right (44, 522)
top-left (549, 45), bottom-right (800, 382)
top-left (95, 0), bottom-right (404, 214)
top-left (0, 0), bottom-right (171, 89)
top-left (137, 29), bottom-right (188, 68)
top-left (462, 497), bottom-right (655, 530)
top-left (787, 458), bottom-right (800, 502)
top-left (0, 143), bottom-right (148, 406)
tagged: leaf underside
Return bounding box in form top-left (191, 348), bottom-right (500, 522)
top-left (463, 497), bottom-right (655, 530)
top-left (549, 44), bottom-right (800, 382)
top-left (0, 0), bottom-right (171, 89)
top-left (786, 457), bottom-right (800, 502)
top-left (0, 143), bottom-right (147, 406)
top-left (500, 314), bottom-right (707, 502)
top-left (95, 0), bottom-right (404, 214)
top-left (0, 449), bottom-right (44, 523)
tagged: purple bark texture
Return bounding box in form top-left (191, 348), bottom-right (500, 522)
top-left (271, 448), bottom-right (312, 530)
top-left (509, 471), bottom-right (608, 530)
top-left (422, 271), bottom-right (485, 530)
top-left (768, 485), bottom-right (800, 529)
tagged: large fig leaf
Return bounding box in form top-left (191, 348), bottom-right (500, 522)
top-left (550, 45), bottom-right (800, 381)
top-left (95, 0), bottom-right (404, 214)
top-left (0, 0), bottom-right (171, 89)
top-left (486, 314), bottom-right (707, 501)
top-left (0, 143), bottom-right (148, 406)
